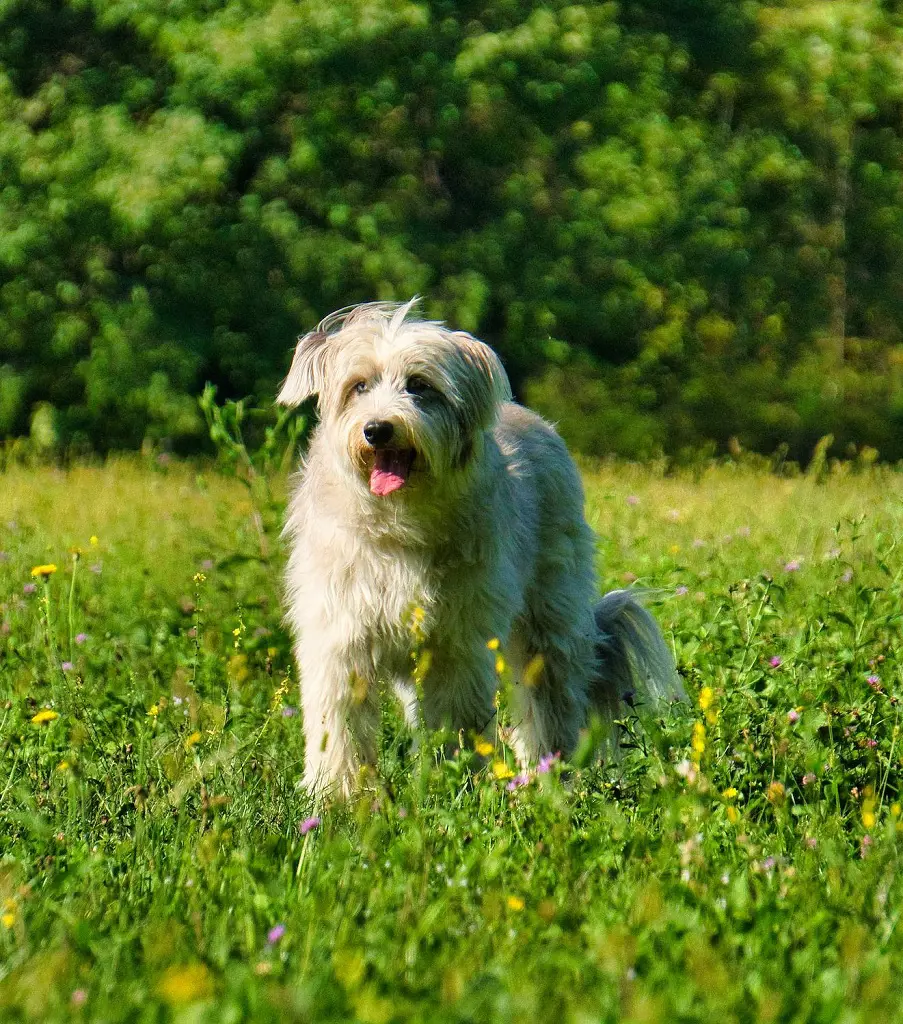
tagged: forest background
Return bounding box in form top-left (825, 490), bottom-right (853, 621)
top-left (2, 0), bottom-right (903, 461)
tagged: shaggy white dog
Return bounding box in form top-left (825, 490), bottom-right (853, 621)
top-left (278, 300), bottom-right (683, 798)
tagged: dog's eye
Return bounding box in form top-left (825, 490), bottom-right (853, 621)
top-left (406, 377), bottom-right (435, 398)
top-left (352, 380), bottom-right (368, 395)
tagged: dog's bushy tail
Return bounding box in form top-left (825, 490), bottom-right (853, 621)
top-left (590, 589), bottom-right (684, 741)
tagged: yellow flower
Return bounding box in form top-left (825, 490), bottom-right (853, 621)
top-left (31, 709), bottom-right (59, 725)
top-left (891, 803), bottom-right (901, 819)
top-left (722, 787), bottom-right (738, 799)
top-left (495, 654), bottom-right (506, 674)
top-left (89, 535), bottom-right (99, 546)
top-left (492, 761), bottom-right (514, 780)
top-left (486, 637), bottom-right (500, 651)
top-left (862, 789), bottom-right (877, 830)
top-left (156, 964), bottom-right (214, 1006)
top-left (184, 732), bottom-right (202, 750)
top-left (766, 781), bottom-right (785, 806)
top-left (193, 572), bottom-right (206, 584)
top-left (506, 896), bottom-right (525, 912)
top-left (474, 740), bottom-right (494, 757)
top-left (411, 606), bottom-right (426, 624)
top-left (1, 912), bottom-right (14, 930)
top-left (698, 686), bottom-right (714, 711)
top-left (57, 760), bottom-right (71, 772)
top-left (147, 704), bottom-right (160, 717)
top-left (726, 805), bottom-right (740, 824)
top-left (691, 721), bottom-right (706, 756)
top-left (30, 564), bottom-right (57, 578)
top-left (669, 544), bottom-right (681, 555)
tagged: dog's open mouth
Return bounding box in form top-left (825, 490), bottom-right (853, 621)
top-left (369, 449), bottom-right (416, 497)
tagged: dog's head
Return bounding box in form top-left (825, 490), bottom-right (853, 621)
top-left (277, 300), bottom-right (511, 497)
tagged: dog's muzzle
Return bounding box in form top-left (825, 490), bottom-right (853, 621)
top-left (362, 421), bottom-right (416, 497)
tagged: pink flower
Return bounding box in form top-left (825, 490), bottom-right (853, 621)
top-left (281, 706), bottom-right (297, 718)
top-left (70, 989), bottom-right (88, 1007)
top-left (675, 586), bottom-right (689, 597)
top-left (537, 753), bottom-right (559, 774)
top-left (787, 709), bottom-right (800, 724)
top-left (23, 583), bottom-right (37, 595)
top-left (802, 773), bottom-right (816, 786)
top-left (769, 656), bottom-right (782, 668)
top-left (783, 560), bottom-right (801, 573)
top-left (866, 738), bottom-right (878, 749)
top-left (75, 633), bottom-right (88, 645)
top-left (61, 661), bottom-right (73, 672)
top-left (506, 772), bottom-right (530, 791)
top-left (867, 675), bottom-right (881, 691)
top-left (267, 924), bottom-right (286, 944)
top-left (626, 495), bottom-right (639, 506)
top-left (299, 816), bottom-right (321, 836)
top-left (860, 834), bottom-right (873, 859)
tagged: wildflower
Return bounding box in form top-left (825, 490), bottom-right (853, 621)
top-left (860, 834), bottom-right (873, 858)
top-left (156, 964), bottom-right (214, 1006)
top-left (201, 559), bottom-right (214, 571)
top-left (61, 661), bottom-right (73, 672)
top-left (1, 906), bottom-right (14, 929)
top-left (31, 709), bottom-right (59, 725)
top-left (193, 572), bottom-right (206, 584)
top-left (23, 583), bottom-right (37, 595)
top-left (626, 495), bottom-right (639, 506)
top-left (766, 781), bottom-right (785, 806)
top-left (89, 536), bottom-right (99, 546)
top-left (841, 569), bottom-right (853, 583)
top-left (675, 586), bottom-right (689, 596)
top-left (769, 656), bottom-right (782, 668)
top-left (299, 816), bottom-right (321, 836)
top-left (266, 924), bottom-right (286, 945)
top-left (31, 564), bottom-right (58, 578)
top-left (783, 560), bottom-right (800, 572)
top-left (184, 732), bottom-right (202, 750)
top-left (70, 989), bottom-right (88, 1008)
top-left (537, 752), bottom-right (558, 774)
top-left (75, 633), bottom-right (88, 645)
top-left (147, 704), bottom-right (160, 717)
top-left (492, 761), bottom-right (514, 781)
top-left (787, 708), bottom-right (800, 724)
top-left (865, 738), bottom-right (878, 749)
top-left (669, 544), bottom-right (681, 555)
top-left (722, 787), bottom-right (738, 799)
top-left (281, 705), bottom-right (297, 718)
top-left (57, 761), bottom-right (70, 772)
top-left (866, 675), bottom-right (882, 691)
top-left (506, 896), bottom-right (525, 912)
top-left (486, 636), bottom-right (499, 652)
top-left (674, 759), bottom-right (697, 783)
top-left (474, 739), bottom-right (494, 757)
top-left (726, 805), bottom-right (740, 824)
top-left (494, 653), bottom-right (506, 674)
top-left (691, 721), bottom-right (706, 761)
top-left (805, 837), bottom-right (818, 849)
top-left (802, 773), bottom-right (816, 786)
top-left (506, 772), bottom-right (530, 792)
top-left (698, 686), bottom-right (714, 711)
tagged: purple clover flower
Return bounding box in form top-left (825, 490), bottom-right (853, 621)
top-left (537, 752), bottom-right (559, 774)
top-left (299, 816), bottom-right (321, 836)
top-left (61, 661), bottom-right (73, 672)
top-left (769, 656), bottom-right (782, 668)
top-left (75, 633), bottom-right (88, 645)
top-left (506, 772), bottom-right (530, 792)
top-left (267, 924), bottom-right (286, 945)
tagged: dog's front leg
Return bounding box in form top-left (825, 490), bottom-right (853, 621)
top-left (417, 643), bottom-right (497, 743)
top-left (296, 637), bottom-right (379, 801)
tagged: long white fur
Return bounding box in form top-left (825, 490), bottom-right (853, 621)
top-left (278, 300), bottom-right (683, 798)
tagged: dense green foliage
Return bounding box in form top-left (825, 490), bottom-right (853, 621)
top-left (2, 0), bottom-right (903, 457)
top-left (1, 459), bottom-right (903, 1021)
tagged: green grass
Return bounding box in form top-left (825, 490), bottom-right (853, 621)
top-left (1, 457), bottom-right (902, 1022)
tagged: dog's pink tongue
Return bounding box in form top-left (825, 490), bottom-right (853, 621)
top-left (370, 450), bottom-right (411, 496)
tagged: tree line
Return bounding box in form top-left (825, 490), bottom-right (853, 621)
top-left (2, 0), bottom-right (903, 459)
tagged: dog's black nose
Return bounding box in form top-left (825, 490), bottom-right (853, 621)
top-left (363, 420), bottom-right (394, 447)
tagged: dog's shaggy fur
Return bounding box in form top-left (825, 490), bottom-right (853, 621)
top-left (278, 300), bottom-right (683, 798)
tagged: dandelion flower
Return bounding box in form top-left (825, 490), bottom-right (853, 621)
top-left (31, 709), bottom-right (59, 725)
top-left (492, 761), bottom-right (514, 781)
top-left (474, 739), bottom-right (494, 757)
top-left (30, 564), bottom-right (57, 578)
top-left (506, 896), bottom-right (525, 912)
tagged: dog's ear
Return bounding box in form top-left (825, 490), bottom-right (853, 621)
top-left (453, 332), bottom-right (513, 428)
top-left (276, 329), bottom-right (333, 406)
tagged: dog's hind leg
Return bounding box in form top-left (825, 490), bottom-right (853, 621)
top-left (297, 638), bottom-right (380, 801)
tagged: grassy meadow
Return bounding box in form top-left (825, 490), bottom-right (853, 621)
top-left (1, 457), bottom-right (902, 1022)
